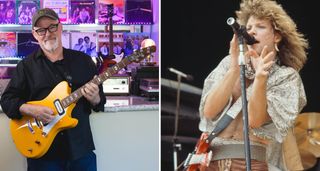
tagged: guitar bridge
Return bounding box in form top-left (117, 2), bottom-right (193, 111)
top-left (54, 99), bottom-right (65, 115)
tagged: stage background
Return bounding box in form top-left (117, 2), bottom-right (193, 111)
top-left (162, 0), bottom-right (320, 170)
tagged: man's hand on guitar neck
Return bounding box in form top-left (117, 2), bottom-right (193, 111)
top-left (19, 104), bottom-right (55, 123)
top-left (81, 77), bottom-right (101, 106)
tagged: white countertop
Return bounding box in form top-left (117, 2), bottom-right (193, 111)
top-left (104, 95), bottom-right (159, 112)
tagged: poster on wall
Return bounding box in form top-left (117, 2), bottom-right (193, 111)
top-left (0, 32), bottom-right (16, 57)
top-left (43, 0), bottom-right (68, 24)
top-left (123, 32), bottom-right (149, 56)
top-left (97, 32), bottom-right (123, 63)
top-left (125, 0), bottom-right (153, 24)
top-left (123, 32), bottom-right (150, 71)
top-left (71, 32), bottom-right (97, 57)
top-left (17, 32), bottom-right (39, 58)
top-left (17, 0), bottom-right (40, 24)
top-left (62, 32), bottom-right (70, 49)
top-left (98, 0), bottom-right (124, 24)
top-left (0, 0), bottom-right (16, 24)
top-left (69, 0), bottom-right (95, 24)
top-left (17, 32), bottom-right (69, 57)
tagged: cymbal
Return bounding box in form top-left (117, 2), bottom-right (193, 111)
top-left (298, 148), bottom-right (317, 170)
top-left (297, 137), bottom-right (320, 157)
top-left (295, 112), bottom-right (320, 131)
top-left (294, 112), bottom-right (320, 157)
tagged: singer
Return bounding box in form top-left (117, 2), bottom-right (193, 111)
top-left (198, 0), bottom-right (308, 170)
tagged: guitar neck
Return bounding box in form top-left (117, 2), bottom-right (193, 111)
top-left (60, 56), bottom-right (131, 108)
top-left (108, 8), bottom-right (114, 56)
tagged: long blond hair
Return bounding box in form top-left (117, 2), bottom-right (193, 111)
top-left (236, 0), bottom-right (308, 71)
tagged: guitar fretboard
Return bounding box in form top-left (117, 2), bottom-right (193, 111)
top-left (60, 57), bottom-right (131, 108)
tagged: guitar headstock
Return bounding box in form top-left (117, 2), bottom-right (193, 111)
top-left (127, 45), bottom-right (157, 63)
top-left (107, 4), bottom-right (114, 18)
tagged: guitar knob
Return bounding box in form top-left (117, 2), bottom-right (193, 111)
top-left (42, 132), bottom-right (47, 137)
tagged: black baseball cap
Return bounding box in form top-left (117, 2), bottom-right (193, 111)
top-left (32, 8), bottom-right (59, 28)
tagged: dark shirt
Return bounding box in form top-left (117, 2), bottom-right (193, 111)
top-left (0, 48), bottom-right (106, 160)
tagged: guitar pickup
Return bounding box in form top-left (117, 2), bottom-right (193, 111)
top-left (54, 99), bottom-right (65, 115)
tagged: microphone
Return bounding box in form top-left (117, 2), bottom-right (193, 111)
top-left (227, 17), bottom-right (259, 45)
top-left (168, 67), bottom-right (194, 81)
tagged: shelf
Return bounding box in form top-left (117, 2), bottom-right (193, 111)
top-left (0, 24), bottom-right (142, 32)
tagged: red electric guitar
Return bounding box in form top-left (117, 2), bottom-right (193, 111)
top-left (102, 4), bottom-right (124, 70)
top-left (184, 133), bottom-right (212, 171)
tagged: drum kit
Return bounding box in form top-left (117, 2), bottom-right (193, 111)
top-left (294, 112), bottom-right (320, 170)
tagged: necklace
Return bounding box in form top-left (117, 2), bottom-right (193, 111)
top-left (245, 57), bottom-right (255, 80)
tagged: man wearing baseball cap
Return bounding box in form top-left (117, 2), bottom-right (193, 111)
top-left (1, 8), bottom-right (106, 171)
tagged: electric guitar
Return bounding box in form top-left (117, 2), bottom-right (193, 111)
top-left (104, 4), bottom-right (124, 65)
top-left (184, 133), bottom-right (212, 171)
top-left (10, 45), bottom-right (156, 158)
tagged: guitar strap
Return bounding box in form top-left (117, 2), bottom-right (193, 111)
top-left (206, 82), bottom-right (253, 144)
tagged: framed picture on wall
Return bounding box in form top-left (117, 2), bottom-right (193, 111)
top-left (125, 0), bottom-right (153, 24)
top-left (98, 0), bottom-right (124, 24)
top-left (0, 32), bottom-right (16, 57)
top-left (0, 0), bottom-right (16, 24)
top-left (43, 0), bottom-right (69, 24)
top-left (17, 0), bottom-right (40, 24)
top-left (123, 32), bottom-right (149, 56)
top-left (17, 32), bottom-right (39, 58)
top-left (97, 32), bottom-right (124, 63)
top-left (69, 0), bottom-right (95, 24)
top-left (62, 32), bottom-right (70, 49)
top-left (71, 32), bottom-right (97, 57)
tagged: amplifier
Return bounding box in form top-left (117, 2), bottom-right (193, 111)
top-left (103, 76), bottom-right (130, 95)
top-left (139, 78), bottom-right (159, 100)
top-left (139, 78), bottom-right (159, 92)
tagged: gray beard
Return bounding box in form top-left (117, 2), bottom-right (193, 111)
top-left (42, 38), bottom-right (59, 53)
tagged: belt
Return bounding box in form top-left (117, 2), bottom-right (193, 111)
top-left (210, 144), bottom-right (266, 162)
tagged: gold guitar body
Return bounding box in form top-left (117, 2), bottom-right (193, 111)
top-left (10, 81), bottom-right (78, 158)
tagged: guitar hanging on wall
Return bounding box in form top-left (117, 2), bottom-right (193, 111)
top-left (9, 44), bottom-right (156, 158)
top-left (102, 4), bottom-right (125, 71)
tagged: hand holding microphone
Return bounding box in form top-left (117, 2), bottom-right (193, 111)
top-left (227, 17), bottom-right (259, 45)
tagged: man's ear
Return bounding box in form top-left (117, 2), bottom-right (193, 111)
top-left (59, 22), bottom-right (63, 30)
top-left (31, 30), bottom-right (39, 41)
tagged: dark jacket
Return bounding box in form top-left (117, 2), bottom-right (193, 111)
top-left (0, 48), bottom-right (106, 160)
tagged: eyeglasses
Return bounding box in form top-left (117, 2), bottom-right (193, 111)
top-left (34, 23), bottom-right (59, 36)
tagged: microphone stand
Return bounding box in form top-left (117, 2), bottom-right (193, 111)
top-left (237, 35), bottom-right (252, 171)
top-left (173, 74), bottom-right (182, 171)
